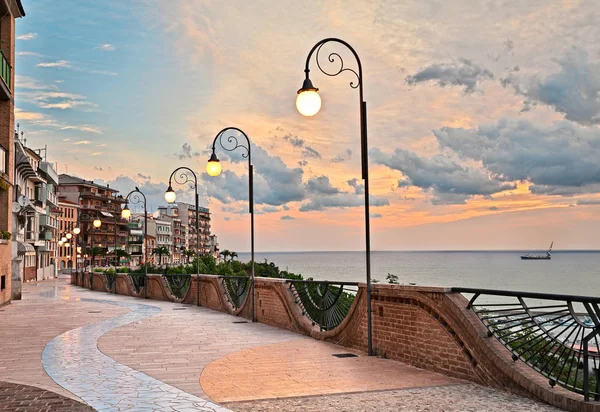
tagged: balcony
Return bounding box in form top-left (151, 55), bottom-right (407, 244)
top-left (40, 214), bottom-right (57, 229)
top-left (0, 51), bottom-right (11, 100)
top-left (40, 231), bottom-right (53, 241)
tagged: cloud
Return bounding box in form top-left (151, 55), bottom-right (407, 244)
top-left (406, 58), bottom-right (494, 93)
top-left (17, 33), bottom-right (37, 40)
top-left (347, 178), bottom-right (364, 195)
top-left (14, 108), bottom-right (44, 120)
top-left (137, 173), bottom-right (151, 180)
top-left (60, 125), bottom-right (102, 134)
top-left (16, 75), bottom-right (58, 91)
top-left (177, 143), bottom-right (202, 160)
top-left (434, 119), bottom-right (600, 196)
top-left (283, 134), bottom-right (321, 159)
top-left (19, 88), bottom-right (96, 110)
top-left (37, 60), bottom-right (72, 69)
top-left (489, 206), bottom-right (499, 211)
top-left (261, 206), bottom-right (280, 213)
top-left (371, 147), bottom-right (515, 204)
top-left (299, 192), bottom-right (389, 212)
top-left (281, 215), bottom-right (295, 220)
top-left (89, 70), bottom-right (118, 76)
top-left (306, 176), bottom-right (340, 195)
top-left (96, 43), bottom-right (116, 51)
top-left (74, 140), bottom-right (91, 145)
top-left (577, 199), bottom-right (600, 205)
top-left (94, 166), bottom-right (103, 171)
top-left (62, 138), bottom-right (70, 142)
top-left (91, 152), bottom-right (103, 156)
top-left (501, 49), bottom-right (600, 125)
top-left (94, 175), bottom-right (182, 212)
top-left (370, 213), bottom-right (382, 218)
top-left (17, 51), bottom-right (42, 57)
top-left (331, 149), bottom-right (352, 163)
top-left (298, 160), bottom-right (308, 167)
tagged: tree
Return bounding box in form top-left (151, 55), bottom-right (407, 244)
top-left (230, 251), bottom-right (238, 261)
top-left (84, 246), bottom-right (106, 268)
top-left (183, 249), bottom-right (196, 264)
top-left (152, 246), bottom-right (170, 266)
top-left (113, 248), bottom-right (130, 266)
top-left (220, 249), bottom-right (231, 262)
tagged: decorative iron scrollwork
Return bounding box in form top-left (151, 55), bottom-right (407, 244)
top-left (220, 276), bottom-right (249, 310)
top-left (105, 273), bottom-right (116, 292)
top-left (454, 287), bottom-right (600, 401)
top-left (315, 41), bottom-right (361, 89)
top-left (288, 280), bottom-right (359, 331)
top-left (129, 274), bottom-right (145, 294)
top-left (164, 274), bottom-right (191, 300)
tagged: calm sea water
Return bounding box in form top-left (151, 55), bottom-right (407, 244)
top-left (237, 251), bottom-right (600, 296)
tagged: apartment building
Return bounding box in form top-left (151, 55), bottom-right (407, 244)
top-left (126, 220), bottom-right (144, 266)
top-left (11, 136), bottom-right (59, 299)
top-left (147, 217), bottom-right (172, 265)
top-left (0, 0), bottom-right (27, 306)
top-left (172, 202), bottom-right (211, 255)
top-left (56, 199), bottom-right (79, 270)
top-left (58, 174), bottom-right (127, 267)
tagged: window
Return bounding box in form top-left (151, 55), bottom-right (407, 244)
top-left (0, 146), bottom-right (6, 175)
top-left (1, 275), bottom-right (5, 290)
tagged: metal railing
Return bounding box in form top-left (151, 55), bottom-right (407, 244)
top-left (220, 276), bottom-right (249, 310)
top-left (287, 280), bottom-right (359, 331)
top-left (453, 287), bottom-right (600, 401)
top-left (0, 51), bottom-right (10, 89)
top-left (163, 274), bottom-right (191, 299)
top-left (105, 272), bottom-right (116, 291)
top-left (129, 273), bottom-right (145, 294)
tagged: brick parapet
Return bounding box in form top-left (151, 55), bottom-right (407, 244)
top-left (72, 275), bottom-right (598, 411)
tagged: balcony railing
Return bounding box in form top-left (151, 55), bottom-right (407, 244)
top-left (0, 51), bottom-right (10, 89)
top-left (453, 287), bottom-right (600, 401)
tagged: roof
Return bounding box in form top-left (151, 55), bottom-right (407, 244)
top-left (16, 0), bottom-right (25, 17)
top-left (58, 199), bottom-right (81, 207)
top-left (59, 174), bottom-right (118, 193)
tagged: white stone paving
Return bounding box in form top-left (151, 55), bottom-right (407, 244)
top-left (41, 297), bottom-right (230, 412)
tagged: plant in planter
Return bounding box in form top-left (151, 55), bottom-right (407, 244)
top-left (1, 231), bottom-right (11, 240)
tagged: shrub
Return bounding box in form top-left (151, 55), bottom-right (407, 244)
top-left (117, 267), bottom-right (130, 273)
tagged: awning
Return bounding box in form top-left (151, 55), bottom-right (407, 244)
top-left (101, 211), bottom-right (114, 217)
top-left (17, 241), bottom-right (35, 256)
top-left (129, 229), bottom-right (143, 236)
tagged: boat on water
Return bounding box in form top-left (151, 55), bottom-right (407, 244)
top-left (521, 242), bottom-right (553, 260)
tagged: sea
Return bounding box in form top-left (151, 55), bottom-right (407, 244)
top-left (236, 250), bottom-right (600, 297)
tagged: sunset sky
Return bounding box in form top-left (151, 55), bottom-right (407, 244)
top-left (14, 0), bottom-right (600, 252)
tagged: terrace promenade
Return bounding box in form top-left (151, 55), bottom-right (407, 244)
top-left (0, 277), bottom-right (563, 411)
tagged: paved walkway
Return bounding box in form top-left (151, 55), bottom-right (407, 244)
top-left (0, 278), bottom-right (564, 411)
top-left (0, 380), bottom-right (93, 411)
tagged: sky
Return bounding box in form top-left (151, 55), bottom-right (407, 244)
top-left (13, 0), bottom-right (600, 252)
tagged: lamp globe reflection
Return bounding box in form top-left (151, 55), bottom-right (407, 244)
top-left (93, 219), bottom-right (102, 228)
top-left (121, 206), bottom-right (131, 219)
top-left (206, 153), bottom-right (222, 177)
top-left (164, 186), bottom-right (177, 203)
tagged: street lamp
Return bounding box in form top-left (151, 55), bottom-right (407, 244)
top-left (123, 187), bottom-right (148, 298)
top-left (73, 227), bottom-right (81, 235)
top-left (207, 127), bottom-right (255, 322)
top-left (164, 167), bottom-right (200, 305)
top-left (297, 38), bottom-right (374, 355)
top-left (93, 218), bottom-right (102, 228)
top-left (66, 233), bottom-right (72, 240)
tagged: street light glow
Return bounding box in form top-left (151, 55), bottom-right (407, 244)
top-left (206, 153), bottom-right (221, 177)
top-left (66, 233), bottom-right (72, 239)
top-left (61, 236), bottom-right (67, 242)
top-left (165, 186), bottom-right (177, 203)
top-left (73, 227), bottom-right (81, 235)
top-left (93, 219), bottom-right (102, 228)
top-left (296, 89), bottom-right (321, 116)
top-left (121, 206), bottom-right (131, 219)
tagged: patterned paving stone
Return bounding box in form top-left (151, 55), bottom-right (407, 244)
top-left (0, 380), bottom-right (93, 411)
top-left (225, 384), bottom-right (564, 412)
top-left (42, 298), bottom-right (229, 412)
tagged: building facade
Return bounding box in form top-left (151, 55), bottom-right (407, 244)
top-left (56, 199), bottom-right (79, 270)
top-left (58, 174), bottom-right (127, 268)
top-left (0, 0), bottom-right (26, 306)
top-left (11, 136), bottom-right (59, 299)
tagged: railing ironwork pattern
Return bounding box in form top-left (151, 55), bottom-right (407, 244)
top-left (453, 287), bottom-right (600, 401)
top-left (105, 273), bottom-right (116, 292)
top-left (163, 274), bottom-right (191, 300)
top-left (129, 274), bottom-right (145, 294)
top-left (287, 280), bottom-right (358, 331)
top-left (220, 276), bottom-right (249, 310)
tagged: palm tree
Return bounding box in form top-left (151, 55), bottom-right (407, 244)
top-left (220, 249), bottom-right (231, 262)
top-left (84, 246), bottom-right (106, 268)
top-left (183, 249), bottom-right (196, 264)
top-left (152, 246), bottom-right (170, 266)
top-left (230, 251), bottom-right (238, 261)
top-left (114, 248), bottom-right (130, 266)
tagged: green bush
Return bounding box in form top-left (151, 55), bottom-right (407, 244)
top-left (117, 267), bottom-right (130, 273)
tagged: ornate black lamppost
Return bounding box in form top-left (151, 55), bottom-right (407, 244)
top-left (296, 38), bottom-right (373, 355)
top-left (206, 127), bottom-right (255, 322)
top-left (164, 168), bottom-right (200, 305)
top-left (121, 187), bottom-right (148, 298)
